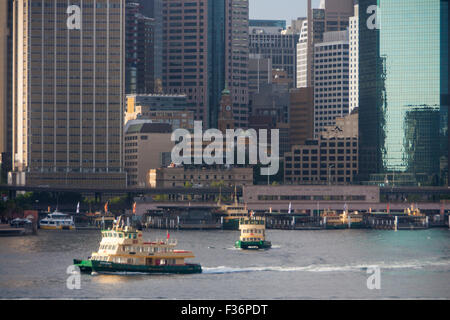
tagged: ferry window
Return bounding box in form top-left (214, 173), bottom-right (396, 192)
top-left (133, 234), bottom-right (137, 239)
top-left (119, 233), bottom-right (123, 238)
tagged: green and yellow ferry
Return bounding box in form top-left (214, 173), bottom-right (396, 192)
top-left (235, 215), bottom-right (271, 250)
top-left (74, 216), bottom-right (202, 274)
top-left (220, 202), bottom-right (250, 230)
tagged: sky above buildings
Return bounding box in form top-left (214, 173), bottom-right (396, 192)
top-left (249, 0), bottom-right (321, 25)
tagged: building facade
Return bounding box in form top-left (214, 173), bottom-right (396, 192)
top-left (289, 87), bottom-right (314, 147)
top-left (297, 0), bottom-right (354, 89)
top-left (349, 4), bottom-right (358, 112)
top-left (162, 0), bottom-right (249, 129)
top-left (285, 111), bottom-right (358, 185)
top-left (249, 19), bottom-right (286, 35)
top-left (358, 0), bottom-right (449, 186)
top-left (249, 32), bottom-right (300, 88)
top-left (10, 0), bottom-right (127, 188)
top-left (242, 185), bottom-right (380, 211)
top-left (125, 2), bottom-right (155, 94)
top-left (124, 122), bottom-right (174, 187)
top-left (125, 93), bottom-right (193, 130)
top-left (148, 166), bottom-right (253, 188)
top-left (0, 0), bottom-right (14, 179)
top-left (313, 30), bottom-right (350, 137)
top-left (248, 54), bottom-right (272, 98)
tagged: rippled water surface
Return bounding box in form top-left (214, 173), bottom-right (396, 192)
top-left (1, 228), bottom-right (449, 299)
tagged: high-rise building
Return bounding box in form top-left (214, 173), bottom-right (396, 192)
top-left (358, 0), bottom-right (449, 185)
top-left (0, 0), bottom-right (14, 179)
top-left (297, 0), bottom-right (354, 89)
top-left (162, 0), bottom-right (249, 129)
top-left (289, 87), bottom-right (314, 147)
top-left (9, 0), bottom-right (127, 188)
top-left (0, 1), bottom-right (8, 164)
top-left (313, 30), bottom-right (350, 138)
top-left (125, 2), bottom-right (155, 94)
top-left (249, 32), bottom-right (300, 88)
top-left (126, 0), bottom-right (163, 89)
top-left (349, 4), bottom-right (359, 112)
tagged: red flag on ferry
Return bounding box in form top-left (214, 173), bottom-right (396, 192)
top-left (167, 230), bottom-right (170, 239)
top-left (104, 202), bottom-right (108, 213)
top-left (132, 202), bottom-right (136, 215)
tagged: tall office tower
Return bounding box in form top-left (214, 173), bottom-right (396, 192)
top-left (0, 1), bottom-right (8, 167)
top-left (126, 0), bottom-right (163, 91)
top-left (225, 0), bottom-right (249, 129)
top-left (125, 2), bottom-right (155, 94)
top-left (162, 0), bottom-right (249, 129)
top-left (249, 32), bottom-right (300, 88)
top-left (349, 4), bottom-right (358, 112)
top-left (297, 0), bottom-right (354, 89)
top-left (358, 0), bottom-right (449, 186)
top-left (296, 19), bottom-right (309, 88)
top-left (10, 0), bottom-right (127, 188)
top-left (313, 30), bottom-right (350, 138)
top-left (0, 0), bottom-right (14, 179)
top-left (290, 88), bottom-right (314, 147)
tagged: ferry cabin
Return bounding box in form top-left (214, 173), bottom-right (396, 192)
top-left (238, 217), bottom-right (267, 242)
top-left (39, 212), bottom-right (75, 230)
top-left (90, 227), bottom-right (194, 267)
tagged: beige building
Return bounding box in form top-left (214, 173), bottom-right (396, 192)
top-left (148, 167), bottom-right (253, 188)
top-left (124, 122), bottom-right (174, 187)
top-left (285, 110), bottom-right (358, 185)
top-left (9, 0), bottom-right (126, 188)
top-left (243, 185), bottom-right (380, 209)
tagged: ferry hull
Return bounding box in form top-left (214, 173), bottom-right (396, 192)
top-left (235, 240), bottom-right (272, 250)
top-left (40, 225), bottom-right (75, 230)
top-left (73, 259), bottom-right (202, 274)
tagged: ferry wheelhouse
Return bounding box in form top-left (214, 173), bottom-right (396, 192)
top-left (235, 215), bottom-right (271, 250)
top-left (74, 216), bottom-right (202, 274)
top-left (220, 203), bottom-right (249, 230)
top-left (39, 211), bottom-right (75, 230)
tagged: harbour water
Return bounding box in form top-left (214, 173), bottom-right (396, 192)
top-left (0, 228), bottom-right (449, 299)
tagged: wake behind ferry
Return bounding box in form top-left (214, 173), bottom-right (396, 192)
top-left (74, 216), bottom-right (202, 274)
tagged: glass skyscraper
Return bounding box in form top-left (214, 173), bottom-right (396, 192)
top-left (359, 0), bottom-right (449, 185)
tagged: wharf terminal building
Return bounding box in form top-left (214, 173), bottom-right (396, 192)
top-left (9, 0), bottom-right (127, 188)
